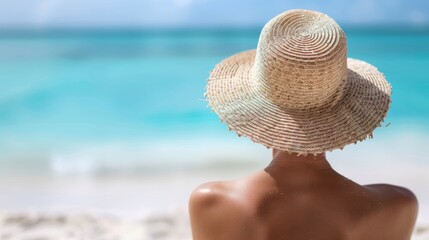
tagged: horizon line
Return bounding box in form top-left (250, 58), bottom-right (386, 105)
top-left (0, 24), bottom-right (428, 37)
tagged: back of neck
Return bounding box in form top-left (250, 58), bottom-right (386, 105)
top-left (264, 150), bottom-right (336, 184)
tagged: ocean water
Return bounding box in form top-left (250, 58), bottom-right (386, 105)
top-left (0, 29), bottom-right (428, 175)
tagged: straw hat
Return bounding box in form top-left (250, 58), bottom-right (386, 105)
top-left (205, 9), bottom-right (392, 155)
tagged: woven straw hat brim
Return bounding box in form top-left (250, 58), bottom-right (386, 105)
top-left (206, 50), bottom-right (392, 155)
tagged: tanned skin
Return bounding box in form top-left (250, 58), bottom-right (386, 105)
top-left (189, 150), bottom-right (418, 240)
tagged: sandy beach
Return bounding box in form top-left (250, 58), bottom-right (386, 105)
top-left (0, 10), bottom-right (428, 239)
top-left (0, 210), bottom-right (428, 240)
top-left (0, 1), bottom-right (428, 239)
top-left (1, 150), bottom-right (429, 240)
top-left (0, 210), bottom-right (191, 240)
top-left (1, 133), bottom-right (429, 239)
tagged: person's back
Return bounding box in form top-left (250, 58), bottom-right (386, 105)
top-left (192, 9), bottom-right (418, 240)
top-left (189, 151), bottom-right (418, 240)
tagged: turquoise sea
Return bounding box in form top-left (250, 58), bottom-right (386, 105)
top-left (0, 28), bottom-right (428, 174)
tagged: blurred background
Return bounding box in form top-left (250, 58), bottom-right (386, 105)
top-left (0, 0), bottom-right (428, 239)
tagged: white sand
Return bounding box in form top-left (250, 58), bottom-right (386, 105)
top-left (0, 210), bottom-right (428, 240)
top-left (0, 210), bottom-right (190, 240)
top-left (0, 167), bottom-right (428, 240)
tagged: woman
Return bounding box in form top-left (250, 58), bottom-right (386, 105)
top-left (189, 9), bottom-right (418, 240)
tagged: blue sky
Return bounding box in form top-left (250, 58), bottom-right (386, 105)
top-left (0, 0), bottom-right (428, 28)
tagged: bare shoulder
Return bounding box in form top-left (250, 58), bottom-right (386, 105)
top-left (189, 181), bottom-right (255, 240)
top-left (356, 184), bottom-right (418, 240)
top-left (364, 183), bottom-right (418, 220)
top-left (189, 182), bottom-right (241, 240)
top-left (365, 183), bottom-right (418, 206)
top-left (189, 181), bottom-right (231, 209)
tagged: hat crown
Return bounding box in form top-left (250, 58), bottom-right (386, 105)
top-left (253, 10), bottom-right (348, 110)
